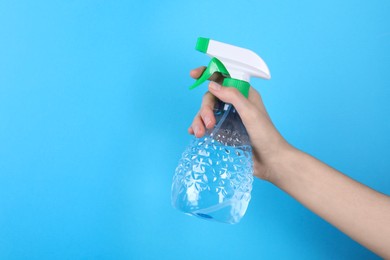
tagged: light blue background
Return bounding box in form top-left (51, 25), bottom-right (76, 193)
top-left (0, 0), bottom-right (389, 259)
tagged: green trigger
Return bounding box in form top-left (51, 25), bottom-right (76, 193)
top-left (189, 57), bottom-right (230, 90)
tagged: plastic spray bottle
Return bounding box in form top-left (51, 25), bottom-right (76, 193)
top-left (171, 37), bottom-right (271, 224)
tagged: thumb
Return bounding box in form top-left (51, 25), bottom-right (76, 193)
top-left (208, 81), bottom-right (285, 159)
top-left (208, 81), bottom-right (253, 119)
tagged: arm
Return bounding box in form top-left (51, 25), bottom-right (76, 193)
top-left (189, 67), bottom-right (390, 258)
top-left (272, 147), bottom-right (390, 258)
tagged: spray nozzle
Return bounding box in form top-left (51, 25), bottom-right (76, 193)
top-left (189, 37), bottom-right (271, 98)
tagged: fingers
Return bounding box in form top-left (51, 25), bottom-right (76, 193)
top-left (188, 114), bottom-right (205, 138)
top-left (199, 92), bottom-right (216, 129)
top-left (188, 66), bottom-right (211, 138)
top-left (189, 92), bottom-right (216, 138)
top-left (190, 66), bottom-right (206, 79)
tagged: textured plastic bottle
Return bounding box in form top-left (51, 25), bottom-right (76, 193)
top-left (171, 37), bottom-right (270, 224)
top-left (171, 100), bottom-right (253, 224)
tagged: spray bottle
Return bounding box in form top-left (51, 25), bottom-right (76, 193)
top-left (171, 37), bottom-right (271, 224)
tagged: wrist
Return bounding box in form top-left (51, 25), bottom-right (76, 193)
top-left (259, 142), bottom-right (299, 184)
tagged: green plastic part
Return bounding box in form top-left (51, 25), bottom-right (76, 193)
top-left (190, 37), bottom-right (251, 98)
top-left (189, 57), bottom-right (229, 90)
top-left (195, 37), bottom-right (210, 53)
top-left (223, 78), bottom-right (251, 98)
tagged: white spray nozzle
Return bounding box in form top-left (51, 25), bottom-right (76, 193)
top-left (196, 37), bottom-right (271, 82)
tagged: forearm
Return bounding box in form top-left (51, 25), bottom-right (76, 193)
top-left (269, 147), bottom-right (390, 258)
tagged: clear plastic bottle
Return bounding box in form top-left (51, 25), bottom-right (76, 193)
top-left (171, 37), bottom-right (270, 224)
top-left (171, 100), bottom-right (254, 224)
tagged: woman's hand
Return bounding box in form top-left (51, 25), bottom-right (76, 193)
top-left (187, 66), bottom-right (390, 258)
top-left (188, 66), bottom-right (292, 181)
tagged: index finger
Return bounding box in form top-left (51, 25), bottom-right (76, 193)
top-left (190, 66), bottom-right (206, 79)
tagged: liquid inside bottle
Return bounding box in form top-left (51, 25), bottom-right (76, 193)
top-left (171, 100), bottom-right (254, 224)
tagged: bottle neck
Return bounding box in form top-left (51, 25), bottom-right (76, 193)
top-left (206, 100), bottom-right (251, 147)
top-left (222, 78), bottom-right (250, 98)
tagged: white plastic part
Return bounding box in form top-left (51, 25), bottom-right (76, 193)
top-left (206, 39), bottom-right (271, 82)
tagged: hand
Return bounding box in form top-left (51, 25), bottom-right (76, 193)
top-left (188, 66), bottom-right (390, 257)
top-left (188, 66), bottom-right (292, 180)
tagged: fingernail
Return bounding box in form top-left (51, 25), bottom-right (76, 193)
top-left (204, 116), bottom-right (211, 127)
top-left (194, 125), bottom-right (199, 136)
top-left (209, 82), bottom-right (221, 91)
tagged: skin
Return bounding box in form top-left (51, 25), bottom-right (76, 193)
top-left (188, 66), bottom-right (390, 258)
